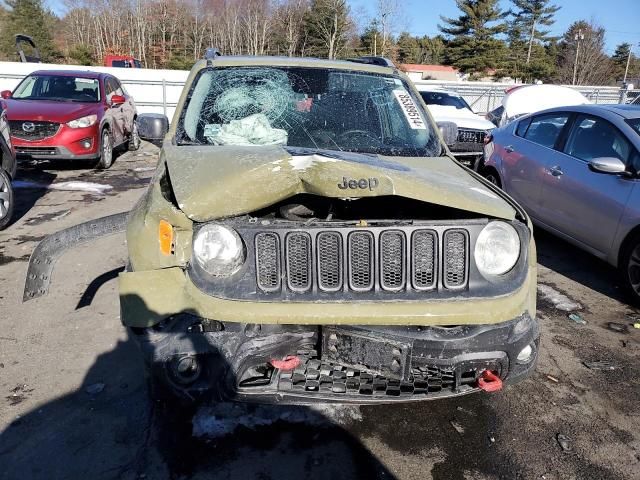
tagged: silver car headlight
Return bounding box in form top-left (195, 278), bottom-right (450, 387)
top-left (474, 221), bottom-right (520, 277)
top-left (193, 224), bottom-right (245, 276)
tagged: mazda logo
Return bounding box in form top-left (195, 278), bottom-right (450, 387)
top-left (22, 122), bottom-right (35, 132)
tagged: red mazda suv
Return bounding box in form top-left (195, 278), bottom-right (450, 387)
top-left (1, 70), bottom-right (140, 169)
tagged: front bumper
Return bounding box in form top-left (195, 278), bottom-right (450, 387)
top-left (129, 312), bottom-right (539, 405)
top-left (12, 124), bottom-right (99, 160)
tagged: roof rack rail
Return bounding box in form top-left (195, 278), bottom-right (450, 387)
top-left (347, 56), bottom-right (395, 68)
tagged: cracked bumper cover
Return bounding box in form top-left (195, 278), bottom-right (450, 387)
top-left (120, 267), bottom-right (538, 404)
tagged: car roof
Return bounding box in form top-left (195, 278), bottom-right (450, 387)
top-left (29, 70), bottom-right (105, 79)
top-left (413, 84), bottom-right (459, 94)
top-left (195, 55), bottom-right (397, 76)
top-left (529, 104), bottom-right (640, 120)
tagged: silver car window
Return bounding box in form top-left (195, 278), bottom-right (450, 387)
top-left (565, 115), bottom-right (631, 163)
top-left (523, 113), bottom-right (569, 149)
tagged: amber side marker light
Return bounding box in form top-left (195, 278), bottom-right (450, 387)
top-left (159, 220), bottom-right (174, 255)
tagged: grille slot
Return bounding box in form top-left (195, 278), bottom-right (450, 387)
top-left (456, 128), bottom-right (485, 144)
top-left (317, 232), bottom-right (343, 292)
top-left (255, 233), bottom-right (280, 292)
top-left (285, 232), bottom-right (312, 292)
top-left (412, 230), bottom-right (436, 290)
top-left (380, 230), bottom-right (405, 291)
top-left (9, 121), bottom-right (60, 141)
top-left (444, 229), bottom-right (468, 289)
top-left (348, 231), bottom-right (374, 291)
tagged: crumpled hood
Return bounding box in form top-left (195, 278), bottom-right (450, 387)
top-left (427, 105), bottom-right (495, 131)
top-left (163, 145), bottom-right (515, 222)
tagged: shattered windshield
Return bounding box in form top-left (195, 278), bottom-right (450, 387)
top-left (177, 66), bottom-right (441, 156)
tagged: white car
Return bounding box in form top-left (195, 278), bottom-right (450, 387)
top-left (415, 85), bottom-right (495, 166)
top-left (486, 84), bottom-right (590, 127)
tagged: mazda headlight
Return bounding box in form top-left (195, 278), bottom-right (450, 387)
top-left (475, 221), bottom-right (520, 277)
top-left (66, 114), bottom-right (98, 129)
top-left (193, 224), bottom-right (245, 276)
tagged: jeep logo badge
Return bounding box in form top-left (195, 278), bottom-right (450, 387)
top-left (338, 177), bottom-right (379, 191)
top-left (22, 122), bottom-right (35, 133)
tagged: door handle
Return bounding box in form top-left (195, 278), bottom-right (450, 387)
top-left (549, 165), bottom-right (563, 177)
top-left (504, 145), bottom-right (514, 153)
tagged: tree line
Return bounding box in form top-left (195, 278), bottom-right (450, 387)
top-left (0, 0), bottom-right (637, 86)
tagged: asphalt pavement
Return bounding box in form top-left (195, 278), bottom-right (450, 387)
top-left (0, 144), bottom-right (638, 480)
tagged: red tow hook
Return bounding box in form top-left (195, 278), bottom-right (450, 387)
top-left (478, 370), bottom-right (503, 392)
top-left (269, 355), bottom-right (301, 371)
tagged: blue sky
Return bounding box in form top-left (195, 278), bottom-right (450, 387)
top-left (46, 0), bottom-right (640, 54)
top-left (349, 0), bottom-right (640, 54)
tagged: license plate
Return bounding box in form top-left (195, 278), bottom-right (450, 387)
top-left (322, 327), bottom-right (412, 380)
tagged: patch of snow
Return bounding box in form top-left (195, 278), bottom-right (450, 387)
top-left (289, 155), bottom-right (338, 171)
top-left (13, 180), bottom-right (113, 194)
top-left (192, 402), bottom-right (361, 438)
top-left (538, 284), bottom-right (581, 312)
top-left (271, 166), bottom-right (282, 172)
top-left (133, 166), bottom-right (156, 172)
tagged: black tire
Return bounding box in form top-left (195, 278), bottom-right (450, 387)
top-left (128, 119), bottom-right (141, 151)
top-left (619, 232), bottom-right (640, 306)
top-left (97, 128), bottom-right (113, 169)
top-left (0, 168), bottom-right (14, 230)
top-left (483, 167), bottom-right (502, 188)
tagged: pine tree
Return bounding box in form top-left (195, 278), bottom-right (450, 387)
top-left (303, 0), bottom-right (352, 59)
top-left (438, 0), bottom-right (509, 75)
top-left (0, 0), bottom-right (59, 62)
top-left (611, 43), bottom-right (639, 83)
top-left (511, 0), bottom-right (560, 65)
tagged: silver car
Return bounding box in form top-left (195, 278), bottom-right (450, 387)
top-left (482, 104), bottom-right (640, 304)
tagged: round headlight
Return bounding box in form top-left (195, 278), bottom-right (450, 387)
top-left (474, 221), bottom-right (520, 277)
top-left (193, 224), bottom-right (245, 276)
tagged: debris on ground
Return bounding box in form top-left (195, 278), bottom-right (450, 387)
top-left (556, 433), bottom-right (572, 452)
top-left (450, 419), bottom-right (465, 435)
top-left (6, 384), bottom-right (34, 406)
top-left (607, 322), bottom-right (629, 333)
top-left (583, 361), bottom-right (617, 371)
top-left (568, 313), bottom-right (586, 325)
top-left (538, 284), bottom-right (582, 312)
top-left (85, 382), bottom-right (105, 395)
top-left (546, 375), bottom-right (559, 383)
top-left (634, 323), bottom-right (640, 330)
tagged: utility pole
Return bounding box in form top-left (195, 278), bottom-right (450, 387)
top-left (623, 44), bottom-right (633, 84)
top-left (572, 29), bottom-right (585, 86)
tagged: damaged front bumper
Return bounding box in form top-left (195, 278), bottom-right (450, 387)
top-left (121, 267), bottom-right (539, 404)
top-left (130, 311), bottom-right (538, 405)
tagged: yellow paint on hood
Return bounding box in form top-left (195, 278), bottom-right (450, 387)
top-left (164, 144), bottom-right (515, 222)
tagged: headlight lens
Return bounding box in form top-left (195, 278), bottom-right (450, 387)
top-left (193, 224), bottom-right (245, 276)
top-left (66, 114), bottom-right (97, 129)
top-left (474, 221), bottom-right (520, 276)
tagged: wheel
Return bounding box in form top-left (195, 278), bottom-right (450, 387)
top-left (483, 167), bottom-right (502, 188)
top-left (97, 128), bottom-right (113, 169)
top-left (0, 169), bottom-right (13, 230)
top-left (128, 120), bottom-right (141, 151)
top-left (619, 232), bottom-right (640, 306)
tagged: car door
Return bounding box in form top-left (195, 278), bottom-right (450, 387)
top-left (104, 77), bottom-right (125, 144)
top-left (538, 113), bottom-right (637, 256)
top-left (113, 78), bottom-right (135, 137)
top-left (499, 112), bottom-right (571, 220)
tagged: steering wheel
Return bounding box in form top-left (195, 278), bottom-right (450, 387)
top-left (337, 130), bottom-right (383, 149)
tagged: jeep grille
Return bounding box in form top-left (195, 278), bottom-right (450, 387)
top-left (254, 226), bottom-right (468, 294)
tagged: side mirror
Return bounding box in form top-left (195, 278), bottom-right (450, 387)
top-left (110, 94), bottom-right (125, 106)
top-left (588, 157), bottom-right (627, 175)
top-left (1, 90), bottom-right (12, 99)
top-left (436, 121), bottom-right (458, 146)
top-left (137, 113), bottom-right (169, 146)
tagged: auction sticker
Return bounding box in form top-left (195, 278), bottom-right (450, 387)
top-left (393, 90), bottom-right (426, 130)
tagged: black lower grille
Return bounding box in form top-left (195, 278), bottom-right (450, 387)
top-left (277, 357), bottom-right (457, 397)
top-left (15, 146), bottom-right (58, 156)
top-left (9, 120), bottom-right (60, 141)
